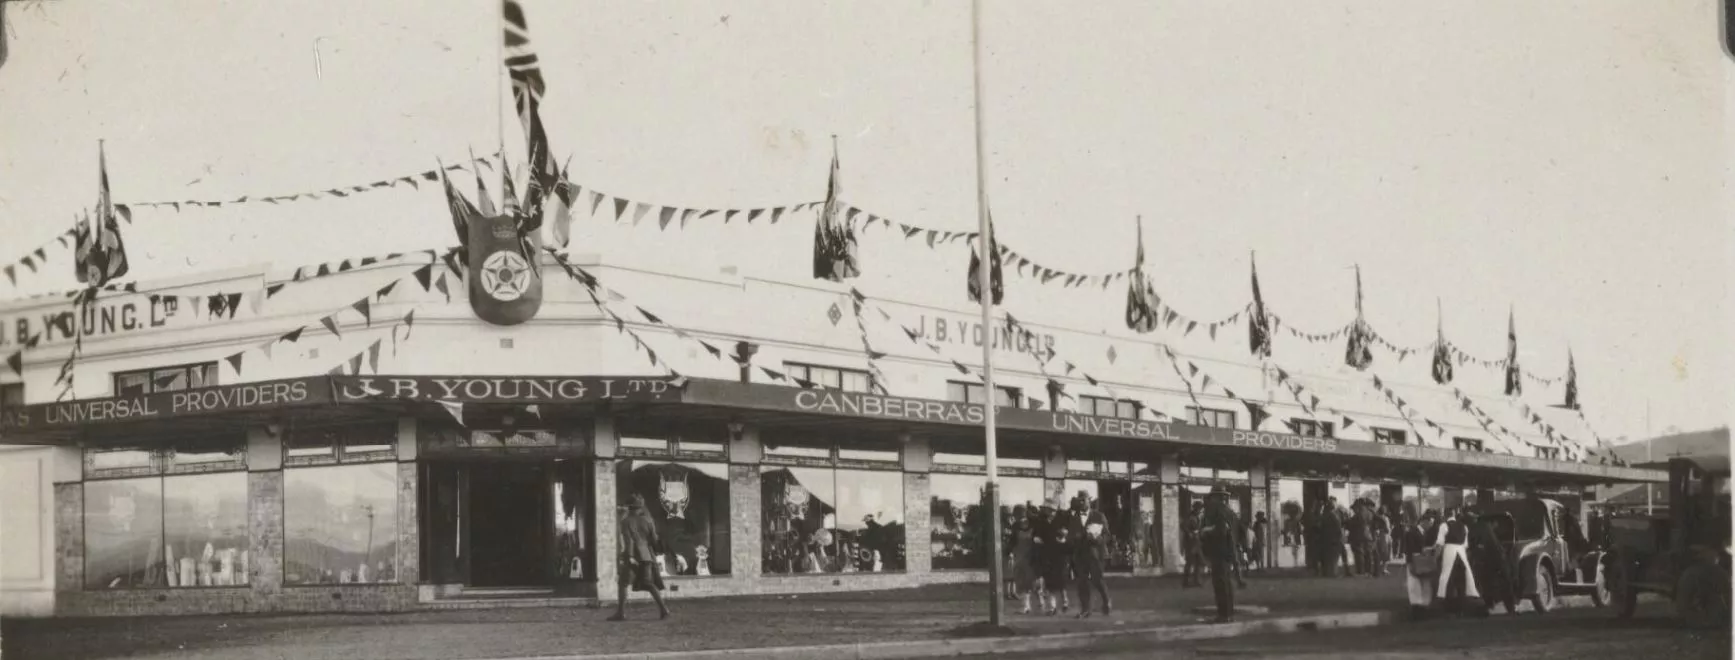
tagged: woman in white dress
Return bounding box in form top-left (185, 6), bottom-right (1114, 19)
top-left (1434, 510), bottom-right (1480, 615)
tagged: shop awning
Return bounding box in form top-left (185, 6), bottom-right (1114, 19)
top-left (0, 374), bottom-right (1665, 486)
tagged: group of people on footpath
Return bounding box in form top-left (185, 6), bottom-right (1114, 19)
top-left (1400, 506), bottom-right (1536, 619)
top-left (1278, 495), bottom-right (1399, 578)
top-left (1003, 491), bottom-right (1115, 617)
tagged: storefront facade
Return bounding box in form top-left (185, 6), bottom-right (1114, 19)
top-left (0, 255), bottom-right (1664, 617)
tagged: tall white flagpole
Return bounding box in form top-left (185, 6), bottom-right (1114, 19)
top-left (969, 0), bottom-right (1005, 627)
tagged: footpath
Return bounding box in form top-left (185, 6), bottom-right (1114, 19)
top-left (1, 570), bottom-right (1611, 660)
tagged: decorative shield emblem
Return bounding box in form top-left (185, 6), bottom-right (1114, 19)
top-left (659, 469), bottom-right (690, 519)
top-left (480, 249), bottom-right (532, 302)
top-left (784, 482), bottom-right (809, 520)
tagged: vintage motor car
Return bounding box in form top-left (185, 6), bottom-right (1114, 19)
top-left (1476, 497), bottom-right (1608, 613)
top-left (1602, 455), bottom-right (1731, 628)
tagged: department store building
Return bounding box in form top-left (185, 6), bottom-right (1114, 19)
top-left (0, 254), bottom-right (1662, 617)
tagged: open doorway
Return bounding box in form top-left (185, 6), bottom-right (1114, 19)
top-left (467, 462), bottom-right (551, 587)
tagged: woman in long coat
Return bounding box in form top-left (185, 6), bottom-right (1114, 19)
top-left (1008, 506), bottom-right (1040, 614)
top-left (1040, 510), bottom-right (1074, 616)
top-left (1400, 512), bottom-right (1435, 619)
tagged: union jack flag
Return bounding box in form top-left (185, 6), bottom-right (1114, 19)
top-left (504, 0), bottom-right (560, 239)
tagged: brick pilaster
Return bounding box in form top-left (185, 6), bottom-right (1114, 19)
top-left (902, 472), bottom-right (930, 574)
top-left (247, 471), bottom-right (284, 597)
top-left (729, 464), bottom-right (761, 579)
top-left (53, 484), bottom-right (83, 594)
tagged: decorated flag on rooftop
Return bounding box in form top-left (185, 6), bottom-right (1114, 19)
top-left (812, 137), bottom-right (860, 282)
top-left (1504, 308), bottom-right (1522, 396)
top-left (1344, 265), bottom-right (1372, 370)
top-left (1563, 349), bottom-right (1578, 410)
top-left (1431, 301), bottom-right (1454, 385)
top-left (75, 142), bottom-right (130, 287)
top-left (1248, 253), bottom-right (1271, 358)
top-left (1124, 216), bottom-right (1158, 333)
top-left (502, 0), bottom-right (561, 243)
top-left (966, 211), bottom-right (1004, 305)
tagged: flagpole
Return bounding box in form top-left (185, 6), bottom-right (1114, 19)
top-left (968, 0), bottom-right (1005, 628)
top-left (496, 2), bottom-right (508, 189)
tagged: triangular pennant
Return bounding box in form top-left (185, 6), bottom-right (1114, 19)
top-left (266, 283), bottom-right (286, 298)
top-left (376, 281), bottom-right (398, 301)
top-left (440, 400), bottom-right (466, 426)
top-left (6, 350), bottom-right (22, 376)
top-left (346, 352), bottom-right (363, 375)
top-left (225, 352), bottom-right (245, 375)
top-left (281, 327), bottom-right (305, 343)
top-left (367, 340), bottom-right (382, 374)
top-left (321, 315), bottom-right (342, 338)
top-left (352, 298), bottom-right (372, 327)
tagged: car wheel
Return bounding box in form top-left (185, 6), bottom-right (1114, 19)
top-left (1674, 563), bottom-right (1732, 630)
top-left (1592, 558), bottom-right (1611, 608)
top-left (1529, 561), bottom-right (1557, 613)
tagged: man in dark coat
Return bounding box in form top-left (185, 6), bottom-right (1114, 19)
top-left (1467, 508), bottom-right (1515, 615)
top-left (1181, 501), bottom-right (1205, 587)
top-left (1071, 493), bottom-right (1112, 617)
top-left (1316, 501), bottom-right (1344, 578)
top-left (1346, 500), bottom-right (1371, 576)
top-left (610, 494), bottom-right (670, 621)
top-left (1200, 487), bottom-right (1242, 623)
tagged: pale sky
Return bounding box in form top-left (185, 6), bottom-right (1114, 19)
top-left (0, 0), bottom-right (1728, 443)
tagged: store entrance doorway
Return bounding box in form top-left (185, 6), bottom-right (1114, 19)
top-left (468, 462), bottom-right (551, 587)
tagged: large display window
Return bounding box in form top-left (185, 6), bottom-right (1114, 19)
top-left (618, 457), bottom-right (732, 577)
top-left (760, 438), bottom-right (905, 575)
top-left (83, 437), bottom-right (249, 590)
top-left (283, 422), bottom-right (399, 585)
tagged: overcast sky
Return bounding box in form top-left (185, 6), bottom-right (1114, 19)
top-left (0, 0), bottom-right (1727, 443)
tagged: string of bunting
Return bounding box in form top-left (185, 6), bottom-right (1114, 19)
top-left (1002, 313), bottom-right (1173, 420)
top-left (115, 153), bottom-right (501, 214)
top-left (546, 249), bottom-right (731, 383)
top-left (842, 289), bottom-right (891, 396)
top-left (1, 227), bottom-right (78, 287)
top-left (1449, 386), bottom-right (1538, 456)
top-left (225, 251), bottom-right (456, 379)
top-left (1367, 372), bottom-right (1443, 449)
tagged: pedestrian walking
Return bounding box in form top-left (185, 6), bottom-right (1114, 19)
top-left (1467, 509), bottom-right (1515, 615)
top-left (1181, 501), bottom-right (1205, 587)
top-left (1400, 511), bottom-right (1436, 619)
top-left (1369, 505), bottom-right (1390, 577)
top-left (1433, 509), bottom-right (1480, 615)
top-left (1346, 500), bottom-right (1371, 576)
top-left (1316, 501), bottom-right (1344, 577)
top-left (1009, 506), bottom-right (1040, 614)
top-left (1040, 508), bottom-right (1074, 616)
top-left (1070, 494), bottom-right (1112, 617)
top-left (609, 495), bottom-right (671, 621)
top-left (1282, 508), bottom-right (1302, 568)
top-left (1200, 487), bottom-right (1241, 623)
top-left (1250, 511), bottom-right (1269, 572)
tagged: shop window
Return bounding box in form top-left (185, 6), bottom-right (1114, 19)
top-left (946, 381), bottom-right (1021, 408)
top-left (1291, 418), bottom-right (1335, 438)
top-left (927, 472), bottom-right (1043, 570)
top-left (283, 423), bottom-right (400, 585)
top-left (1535, 446), bottom-right (1561, 460)
top-left (1187, 406), bottom-right (1236, 429)
top-left (1079, 395), bottom-right (1138, 419)
top-left (761, 465), bottom-right (905, 575)
top-left (82, 438), bottom-right (248, 590)
top-left (784, 362), bottom-right (874, 393)
top-left (284, 463), bottom-right (399, 585)
top-left (112, 362), bottom-right (217, 397)
top-left (619, 460), bottom-right (731, 576)
top-left (1454, 437), bottom-right (1485, 452)
top-left (1372, 427), bottom-right (1408, 445)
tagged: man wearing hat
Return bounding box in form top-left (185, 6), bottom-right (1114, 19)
top-left (609, 494), bottom-right (671, 621)
top-left (1069, 492), bottom-right (1113, 617)
top-left (1199, 486), bottom-right (1243, 623)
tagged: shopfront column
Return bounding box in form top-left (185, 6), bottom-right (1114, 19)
top-left (245, 426), bottom-right (284, 599)
top-left (592, 413), bottom-right (619, 591)
top-left (1253, 459), bottom-right (1276, 568)
top-left (394, 417), bottom-right (420, 585)
top-left (900, 434), bottom-right (931, 575)
top-left (728, 424), bottom-right (763, 580)
top-left (50, 445), bottom-right (83, 599)
top-left (1158, 453), bottom-right (1182, 572)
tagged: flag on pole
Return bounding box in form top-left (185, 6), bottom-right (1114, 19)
top-left (1564, 349), bottom-right (1578, 410)
top-left (966, 211), bottom-right (1004, 305)
top-left (86, 142), bottom-right (130, 286)
top-left (471, 148), bottom-right (497, 217)
top-left (1504, 308), bottom-right (1522, 396)
top-left (812, 137), bottom-right (860, 282)
top-left (1124, 216), bottom-right (1158, 333)
top-left (503, 0), bottom-right (557, 239)
top-left (1344, 265), bottom-right (1372, 370)
top-left (73, 210), bottom-right (95, 285)
top-left (1431, 301), bottom-right (1454, 385)
top-left (1248, 254), bottom-right (1271, 358)
top-left (440, 163), bottom-right (480, 266)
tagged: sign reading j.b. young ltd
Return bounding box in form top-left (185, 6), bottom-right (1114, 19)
top-left (332, 376), bottom-right (683, 403)
top-left (913, 314), bottom-right (1056, 358)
